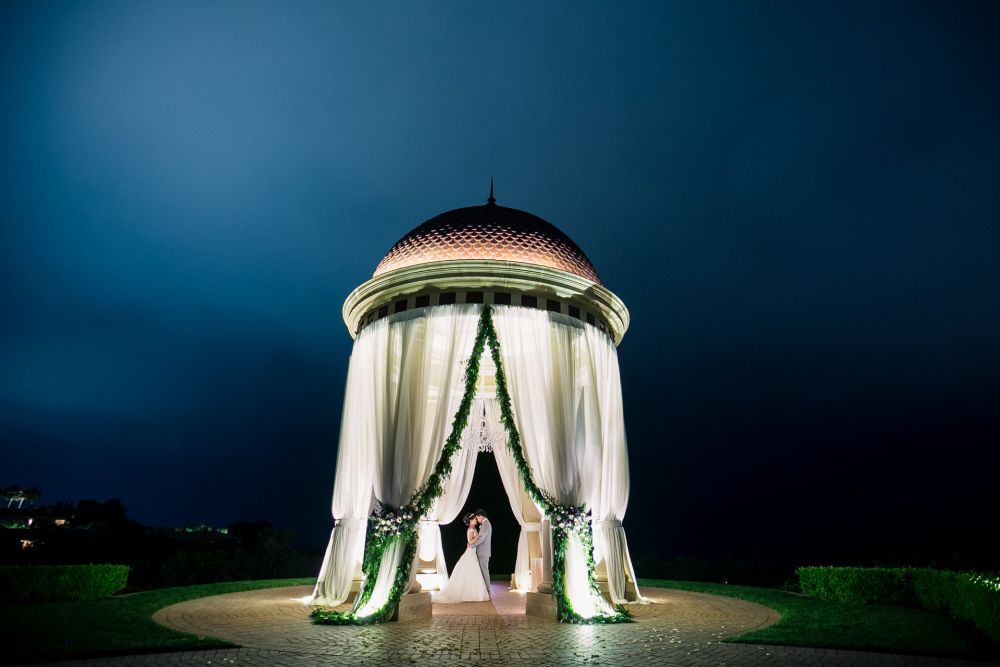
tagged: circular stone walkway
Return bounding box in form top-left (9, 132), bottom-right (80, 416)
top-left (29, 584), bottom-right (999, 667)
top-left (152, 583), bottom-right (779, 661)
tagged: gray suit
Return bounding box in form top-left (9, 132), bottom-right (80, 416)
top-left (470, 518), bottom-right (492, 588)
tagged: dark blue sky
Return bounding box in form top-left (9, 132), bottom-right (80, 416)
top-left (3, 2), bottom-right (999, 567)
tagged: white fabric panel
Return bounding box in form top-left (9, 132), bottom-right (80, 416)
top-left (311, 332), bottom-right (379, 605)
top-left (492, 306), bottom-right (604, 613)
top-left (362, 305), bottom-right (482, 612)
top-left (491, 306), bottom-right (603, 507)
top-left (490, 397), bottom-right (543, 591)
top-left (420, 432), bottom-right (478, 588)
top-left (564, 532), bottom-right (617, 617)
top-left (593, 519), bottom-right (644, 604)
top-left (583, 325), bottom-right (644, 603)
top-left (314, 302), bottom-right (639, 613)
top-left (370, 305), bottom-right (481, 505)
top-left (493, 305), bottom-right (640, 608)
top-left (354, 537), bottom-right (406, 617)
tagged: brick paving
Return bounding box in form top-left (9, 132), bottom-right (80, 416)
top-left (23, 584), bottom-right (999, 667)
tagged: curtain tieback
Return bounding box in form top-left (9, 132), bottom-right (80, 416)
top-left (521, 522), bottom-right (542, 531)
top-left (335, 518), bottom-right (367, 529)
top-left (592, 519), bottom-right (623, 528)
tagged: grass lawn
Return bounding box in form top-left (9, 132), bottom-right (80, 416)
top-left (0, 577), bottom-right (314, 665)
top-left (640, 578), bottom-right (997, 660)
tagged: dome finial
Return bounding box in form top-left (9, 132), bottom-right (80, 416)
top-left (487, 177), bottom-right (496, 205)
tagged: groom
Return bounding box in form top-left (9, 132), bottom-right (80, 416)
top-left (469, 509), bottom-right (492, 591)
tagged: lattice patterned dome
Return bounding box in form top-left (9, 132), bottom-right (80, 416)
top-left (374, 196), bottom-right (601, 284)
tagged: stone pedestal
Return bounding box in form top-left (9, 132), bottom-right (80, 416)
top-left (390, 591), bottom-right (433, 622)
top-left (597, 579), bottom-right (637, 602)
top-left (525, 591), bottom-right (558, 620)
top-left (540, 519), bottom-right (553, 585)
top-left (339, 576), bottom-right (363, 603)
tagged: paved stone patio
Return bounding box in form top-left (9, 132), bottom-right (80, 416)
top-left (24, 584), bottom-right (1000, 667)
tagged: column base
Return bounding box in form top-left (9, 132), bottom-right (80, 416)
top-left (525, 591), bottom-right (558, 620)
top-left (596, 579), bottom-right (637, 601)
top-left (389, 591), bottom-right (433, 622)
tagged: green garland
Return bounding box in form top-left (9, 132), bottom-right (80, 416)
top-left (482, 305), bottom-right (631, 624)
top-left (311, 308), bottom-right (487, 625)
top-left (312, 304), bottom-right (630, 625)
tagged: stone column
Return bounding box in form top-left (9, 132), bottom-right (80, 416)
top-left (537, 517), bottom-right (554, 594)
top-left (526, 516), bottom-right (558, 618)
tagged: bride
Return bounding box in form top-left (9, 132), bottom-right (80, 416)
top-left (434, 513), bottom-right (491, 603)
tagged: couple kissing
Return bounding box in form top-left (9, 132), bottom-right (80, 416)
top-left (435, 509), bottom-right (491, 603)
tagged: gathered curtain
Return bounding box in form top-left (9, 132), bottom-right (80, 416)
top-left (359, 304), bottom-right (482, 613)
top-left (313, 303), bottom-right (639, 612)
top-left (312, 305), bottom-right (480, 607)
top-left (492, 306), bottom-right (611, 614)
top-left (487, 397), bottom-right (543, 591)
top-left (415, 397), bottom-right (542, 591)
top-left (417, 427), bottom-right (478, 588)
top-left (311, 330), bottom-right (378, 605)
top-left (583, 325), bottom-right (644, 604)
top-left (492, 305), bottom-right (640, 606)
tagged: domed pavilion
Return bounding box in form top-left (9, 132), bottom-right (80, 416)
top-left (310, 187), bottom-right (642, 624)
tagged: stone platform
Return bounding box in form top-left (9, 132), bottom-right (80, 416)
top-left (392, 590), bottom-right (432, 621)
top-left (22, 583), bottom-right (999, 667)
top-left (524, 591), bottom-right (557, 620)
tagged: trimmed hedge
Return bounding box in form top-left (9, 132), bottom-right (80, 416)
top-left (798, 567), bottom-right (917, 606)
top-left (799, 566), bottom-right (1000, 643)
top-left (0, 564), bottom-right (130, 603)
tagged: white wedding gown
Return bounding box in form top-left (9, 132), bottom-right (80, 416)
top-left (435, 536), bottom-right (490, 603)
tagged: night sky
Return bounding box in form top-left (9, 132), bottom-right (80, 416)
top-left (3, 2), bottom-right (999, 572)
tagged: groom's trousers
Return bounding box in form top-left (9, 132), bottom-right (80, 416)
top-left (477, 554), bottom-right (490, 588)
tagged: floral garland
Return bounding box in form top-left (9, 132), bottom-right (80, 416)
top-left (481, 305), bottom-right (630, 624)
top-left (312, 308), bottom-right (487, 625)
top-left (371, 509), bottom-right (415, 536)
top-left (312, 304), bottom-right (630, 625)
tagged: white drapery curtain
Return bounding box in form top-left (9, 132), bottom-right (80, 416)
top-left (313, 304), bottom-right (481, 611)
top-left (417, 430), bottom-right (478, 589)
top-left (313, 303), bottom-right (639, 612)
top-left (416, 396), bottom-right (541, 592)
top-left (488, 397), bottom-right (544, 591)
top-left (585, 325), bottom-right (645, 603)
top-left (360, 304), bottom-right (483, 615)
top-left (311, 330), bottom-right (378, 605)
top-left (492, 305), bottom-right (638, 609)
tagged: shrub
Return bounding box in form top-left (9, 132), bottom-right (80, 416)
top-left (799, 566), bottom-right (1000, 643)
top-left (0, 564), bottom-right (129, 603)
top-left (798, 566), bottom-right (917, 606)
top-left (912, 570), bottom-right (1000, 643)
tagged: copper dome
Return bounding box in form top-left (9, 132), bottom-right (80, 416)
top-left (374, 201), bottom-right (601, 284)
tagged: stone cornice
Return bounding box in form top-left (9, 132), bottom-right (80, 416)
top-left (342, 260), bottom-right (630, 345)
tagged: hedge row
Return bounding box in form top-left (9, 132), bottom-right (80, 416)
top-left (0, 564), bottom-right (130, 603)
top-left (798, 567), bottom-right (917, 605)
top-left (799, 566), bottom-right (1000, 643)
